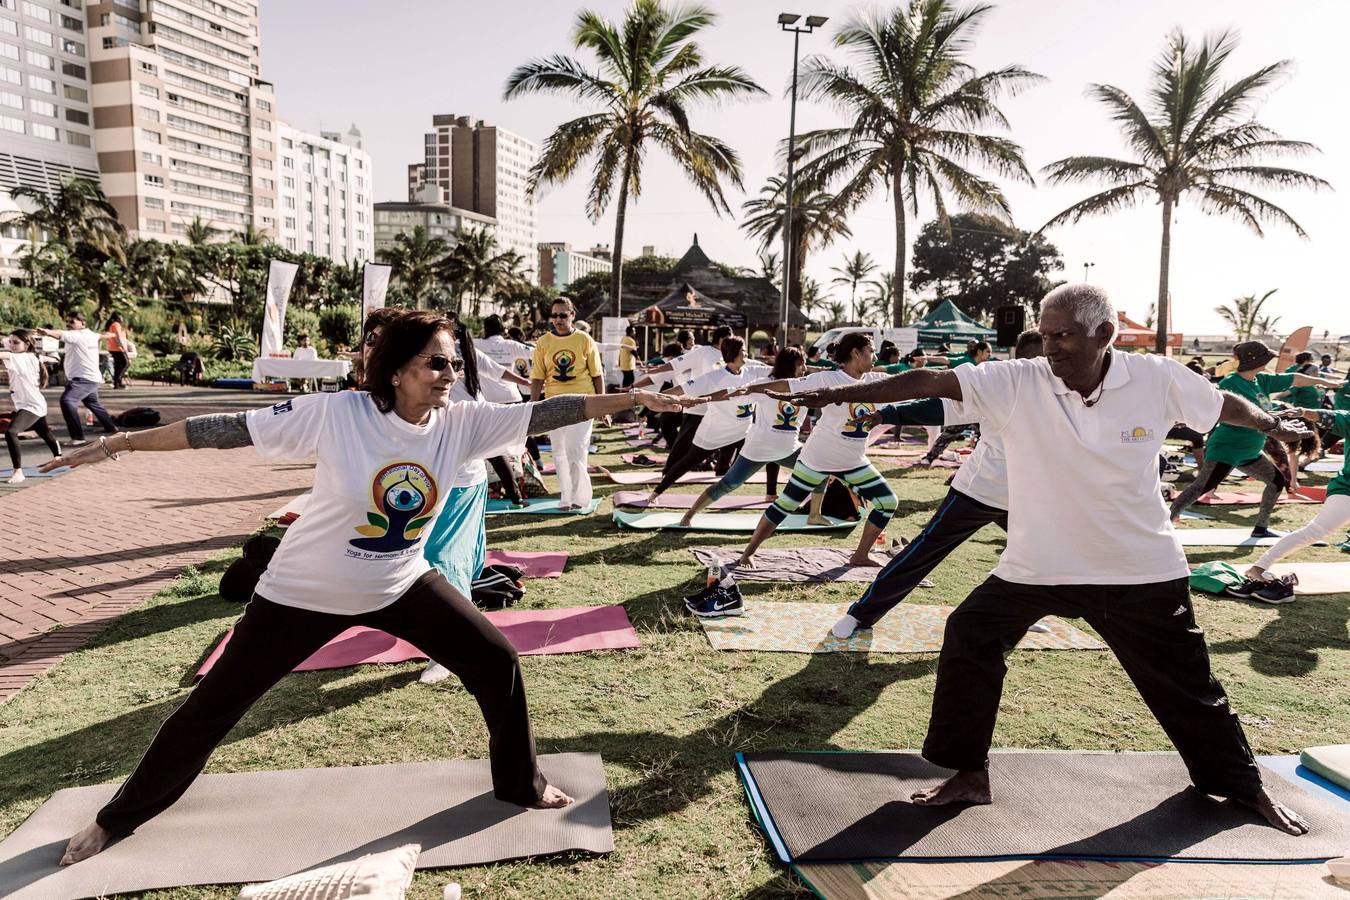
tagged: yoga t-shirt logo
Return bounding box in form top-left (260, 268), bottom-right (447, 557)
top-left (735, 402), bottom-right (755, 419)
top-left (842, 402), bottom-right (875, 439)
top-left (1120, 425), bottom-right (1153, 443)
top-left (350, 462), bottom-right (439, 554)
top-left (551, 348), bottom-right (577, 382)
top-left (772, 401), bottom-right (800, 431)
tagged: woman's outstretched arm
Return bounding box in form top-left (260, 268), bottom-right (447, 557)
top-left (39, 413), bottom-right (254, 472)
top-left (526, 391), bottom-right (687, 436)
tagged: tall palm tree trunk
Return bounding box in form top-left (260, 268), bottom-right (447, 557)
top-left (608, 145), bottom-right (636, 319)
top-left (891, 172), bottom-right (907, 328)
top-left (1155, 195), bottom-right (1173, 354)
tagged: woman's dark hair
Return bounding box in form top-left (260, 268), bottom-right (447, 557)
top-left (880, 346), bottom-right (900, 364)
top-left (363, 311), bottom-right (455, 412)
top-left (772, 346), bottom-right (804, 378)
top-left (9, 329), bottom-right (47, 388)
top-left (1295, 351), bottom-right (1314, 365)
top-left (661, 341), bottom-right (683, 358)
top-left (676, 329), bottom-right (694, 346)
top-left (482, 314), bottom-right (505, 338)
top-left (362, 306), bottom-right (403, 340)
top-left (106, 312), bottom-right (123, 327)
top-left (625, 324), bottom-right (635, 337)
top-left (832, 332), bottom-right (872, 363)
top-left (903, 347), bottom-right (926, 364)
top-left (507, 326), bottom-right (526, 342)
top-left (720, 336), bottom-right (745, 364)
top-left (879, 340), bottom-right (896, 354)
top-left (968, 340), bottom-right (991, 356)
top-left (712, 325), bottom-right (733, 343)
top-left (446, 312), bottom-right (480, 399)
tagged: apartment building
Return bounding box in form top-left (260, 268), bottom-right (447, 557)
top-left (274, 121), bottom-right (372, 262)
top-left (537, 241), bottom-right (612, 291)
top-left (407, 113), bottom-right (536, 282)
top-left (85, 0), bottom-right (278, 241)
top-left (0, 0), bottom-right (100, 281)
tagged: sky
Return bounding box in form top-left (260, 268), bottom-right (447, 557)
top-left (259, 0), bottom-right (1349, 337)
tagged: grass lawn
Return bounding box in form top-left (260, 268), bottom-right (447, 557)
top-left (2, 425), bottom-right (1349, 898)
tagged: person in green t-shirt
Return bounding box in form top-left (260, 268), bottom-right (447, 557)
top-left (1278, 353), bottom-right (1323, 408)
top-left (883, 347), bottom-right (934, 374)
top-left (1240, 408), bottom-right (1350, 596)
top-left (922, 341), bottom-right (993, 463)
top-left (1169, 341), bottom-right (1342, 538)
top-left (945, 339), bottom-right (993, 370)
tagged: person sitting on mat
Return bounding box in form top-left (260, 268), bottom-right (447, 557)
top-left (530, 297), bottom-right (605, 512)
top-left (644, 336), bottom-right (769, 502)
top-left (768, 284), bottom-right (1310, 835)
top-left (47, 310), bottom-right (687, 865)
top-left (730, 332), bottom-right (899, 568)
top-left (676, 347), bottom-right (808, 525)
top-left (1232, 406), bottom-right (1350, 602)
top-left (1169, 341), bottom-right (1340, 537)
top-left (831, 329), bottom-right (1044, 639)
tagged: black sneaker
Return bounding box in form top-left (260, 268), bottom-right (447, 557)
top-left (1252, 574), bottom-right (1298, 604)
top-left (1226, 578), bottom-right (1268, 599)
top-left (685, 583), bottom-right (744, 618)
top-left (1250, 526), bottom-right (1286, 540)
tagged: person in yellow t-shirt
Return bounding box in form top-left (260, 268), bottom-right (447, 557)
top-left (619, 325), bottom-right (639, 388)
top-left (531, 297), bottom-right (605, 509)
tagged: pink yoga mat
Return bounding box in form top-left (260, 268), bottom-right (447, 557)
top-left (612, 491), bottom-right (772, 510)
top-left (626, 438), bottom-right (654, 447)
top-left (601, 468), bottom-right (767, 485)
top-left (484, 550), bottom-right (568, 578)
top-left (195, 605), bottom-right (640, 678)
top-left (538, 463), bottom-right (601, 475)
top-left (1198, 490), bottom-right (1317, 505)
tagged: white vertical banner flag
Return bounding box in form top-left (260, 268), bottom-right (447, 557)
top-left (362, 262), bottom-right (392, 323)
top-left (260, 259), bottom-right (299, 358)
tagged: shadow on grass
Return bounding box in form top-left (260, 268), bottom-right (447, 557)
top-left (1207, 593), bottom-right (1350, 677)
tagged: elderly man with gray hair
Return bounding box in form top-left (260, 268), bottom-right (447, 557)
top-left (772, 283), bottom-right (1311, 835)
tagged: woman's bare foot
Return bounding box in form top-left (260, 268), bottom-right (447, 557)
top-left (847, 552), bottom-right (883, 567)
top-left (737, 553), bottom-right (755, 569)
top-left (60, 821), bottom-right (112, 865)
top-left (807, 515), bottom-right (831, 527)
top-left (911, 769), bottom-right (992, 806)
top-left (1236, 788), bottom-right (1309, 835)
top-left (533, 783), bottom-right (574, 809)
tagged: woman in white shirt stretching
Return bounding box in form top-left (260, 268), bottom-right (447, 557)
top-left (48, 310), bottom-right (686, 865)
top-left (732, 332), bottom-right (898, 567)
top-left (1, 329), bottom-right (60, 483)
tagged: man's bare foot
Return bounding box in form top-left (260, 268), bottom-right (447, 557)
top-left (847, 553), bottom-right (883, 567)
top-left (737, 553), bottom-right (755, 569)
top-left (911, 769), bottom-right (992, 806)
top-left (1237, 789), bottom-right (1309, 835)
top-left (60, 821), bottom-right (112, 865)
top-left (533, 783), bottom-right (574, 809)
top-left (807, 515), bottom-right (831, 527)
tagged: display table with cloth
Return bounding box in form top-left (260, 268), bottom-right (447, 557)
top-left (250, 357), bottom-right (351, 382)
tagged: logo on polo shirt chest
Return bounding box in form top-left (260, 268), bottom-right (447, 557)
top-left (1120, 426), bottom-right (1154, 443)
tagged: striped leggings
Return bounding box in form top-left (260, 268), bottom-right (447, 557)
top-left (765, 461), bottom-right (898, 529)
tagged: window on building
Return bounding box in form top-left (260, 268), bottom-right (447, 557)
top-left (62, 83), bottom-right (85, 101)
top-left (26, 49), bottom-right (53, 68)
top-left (255, 97), bottom-right (270, 111)
top-left (60, 37), bottom-right (82, 55)
top-left (256, 157), bottom-right (271, 169)
top-left (140, 128), bottom-right (160, 143)
top-left (281, 157), bottom-right (293, 169)
top-left (283, 196), bottom-right (294, 209)
top-left (21, 1), bottom-right (49, 20)
top-left (139, 61), bottom-right (156, 75)
top-left (64, 107), bottom-right (86, 124)
top-left (0, 88), bottom-right (17, 108)
top-left (143, 218), bottom-right (165, 232)
top-left (24, 26), bottom-right (53, 47)
top-left (283, 216), bottom-right (294, 229)
top-left (285, 237), bottom-right (295, 250)
top-left (31, 121), bottom-right (56, 139)
top-left (145, 196), bottom-right (163, 209)
top-left (256, 137), bottom-right (271, 151)
top-left (30, 74), bottom-right (53, 92)
top-left (29, 98), bottom-right (54, 116)
top-left (256, 118), bottom-right (268, 131)
top-left (60, 14), bottom-right (81, 31)
top-left (280, 137), bottom-right (291, 149)
top-left (65, 129), bottom-right (88, 146)
top-left (60, 60), bottom-right (82, 78)
top-left (138, 105), bottom-right (159, 123)
top-left (259, 177), bottom-right (273, 190)
top-left (0, 42), bottom-right (17, 61)
top-left (0, 113), bottom-right (22, 132)
top-left (0, 18), bottom-right (14, 36)
top-left (282, 176), bottom-right (293, 188)
top-left (0, 66), bottom-right (18, 84)
top-left (138, 83), bottom-right (158, 98)
top-left (257, 196), bottom-right (272, 207)
top-left (143, 173), bottom-right (163, 186)
top-left (141, 151), bottom-right (160, 165)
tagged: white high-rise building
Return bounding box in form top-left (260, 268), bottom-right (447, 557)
top-left (275, 122), bottom-right (372, 262)
top-left (0, 0), bottom-right (100, 282)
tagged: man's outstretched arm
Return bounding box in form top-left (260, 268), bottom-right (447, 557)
top-left (1216, 392), bottom-right (1305, 441)
top-left (770, 369), bottom-right (963, 408)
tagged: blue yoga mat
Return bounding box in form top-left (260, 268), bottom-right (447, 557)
top-left (0, 466), bottom-right (71, 479)
top-left (486, 497), bottom-right (600, 516)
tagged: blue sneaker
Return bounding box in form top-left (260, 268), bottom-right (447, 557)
top-left (685, 583), bottom-right (744, 618)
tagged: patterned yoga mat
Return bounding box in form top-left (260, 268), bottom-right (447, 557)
top-left (698, 602), bottom-right (1105, 654)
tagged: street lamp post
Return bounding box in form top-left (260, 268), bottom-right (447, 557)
top-left (1082, 261), bottom-right (1095, 283)
top-left (778, 12), bottom-right (827, 346)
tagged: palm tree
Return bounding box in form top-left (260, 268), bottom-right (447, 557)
top-left (441, 227), bottom-right (523, 318)
top-left (758, 250), bottom-right (780, 282)
top-left (741, 174), bottom-right (852, 313)
top-left (830, 250), bottom-right (877, 323)
top-left (504, 0), bottom-right (765, 317)
top-left (1215, 288), bottom-right (1279, 341)
top-left (794, 0), bottom-right (1042, 327)
top-left (184, 216), bottom-right (219, 247)
top-left (4, 178), bottom-right (124, 253)
top-left (377, 225), bottom-right (451, 310)
top-left (1041, 30), bottom-right (1329, 352)
top-left (825, 300), bottom-right (847, 328)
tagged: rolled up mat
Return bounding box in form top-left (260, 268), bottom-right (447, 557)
top-left (1301, 746), bottom-right (1350, 792)
top-left (1265, 562), bottom-right (1350, 595)
top-left (196, 605), bottom-right (641, 678)
top-left (1175, 528), bottom-right (1326, 548)
top-left (690, 547), bottom-right (920, 583)
top-left (736, 750), bottom-right (1350, 864)
top-left (612, 509), bottom-right (854, 532)
top-left (484, 550), bottom-right (568, 578)
top-left (601, 468), bottom-right (767, 486)
top-left (613, 491), bottom-right (771, 511)
top-left (700, 601), bottom-right (1101, 653)
top-left (485, 497), bottom-right (600, 515)
top-left (0, 754), bottom-right (612, 900)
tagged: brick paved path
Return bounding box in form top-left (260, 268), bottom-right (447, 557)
top-left (0, 386), bottom-right (313, 701)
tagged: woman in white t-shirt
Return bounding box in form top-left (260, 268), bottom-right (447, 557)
top-left (1, 329), bottom-right (60, 483)
top-left (677, 347), bottom-right (807, 525)
top-left (732, 333), bottom-right (898, 567)
top-left (47, 310), bottom-right (687, 866)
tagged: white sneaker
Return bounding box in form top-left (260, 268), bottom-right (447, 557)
top-left (419, 661), bottom-right (451, 685)
top-left (832, 613), bottom-right (860, 639)
top-left (6, 470), bottom-right (24, 484)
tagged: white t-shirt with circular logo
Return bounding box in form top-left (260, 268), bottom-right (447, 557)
top-left (741, 394), bottom-right (806, 463)
top-left (686, 363), bottom-right (771, 450)
top-left (789, 369), bottom-right (890, 472)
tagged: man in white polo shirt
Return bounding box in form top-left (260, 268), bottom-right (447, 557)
top-left (36, 312), bottom-right (119, 446)
top-left (773, 284), bottom-right (1310, 835)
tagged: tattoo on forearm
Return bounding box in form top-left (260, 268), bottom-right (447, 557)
top-left (527, 396), bottom-right (589, 436)
top-left (185, 413), bottom-right (252, 449)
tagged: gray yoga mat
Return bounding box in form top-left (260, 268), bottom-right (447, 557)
top-left (690, 546), bottom-right (933, 585)
top-left (739, 751), bottom-right (1350, 864)
top-left (0, 753), bottom-right (612, 900)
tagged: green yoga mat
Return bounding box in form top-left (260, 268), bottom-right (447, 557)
top-left (611, 509), bottom-right (856, 532)
top-left (486, 497), bottom-right (600, 516)
top-left (1301, 745), bottom-right (1350, 791)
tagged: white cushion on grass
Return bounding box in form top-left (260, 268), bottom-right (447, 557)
top-left (237, 843), bottom-right (420, 900)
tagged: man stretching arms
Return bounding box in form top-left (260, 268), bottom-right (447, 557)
top-left (772, 284), bottom-right (1308, 834)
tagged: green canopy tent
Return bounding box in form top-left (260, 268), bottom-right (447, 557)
top-left (913, 299), bottom-right (997, 346)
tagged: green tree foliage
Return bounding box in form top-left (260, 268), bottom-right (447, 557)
top-left (1215, 289), bottom-right (1280, 341)
top-left (741, 175), bottom-right (851, 312)
top-left (909, 213), bottom-right (1064, 318)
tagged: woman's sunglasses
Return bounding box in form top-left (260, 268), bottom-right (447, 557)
top-left (416, 353), bottom-right (463, 373)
